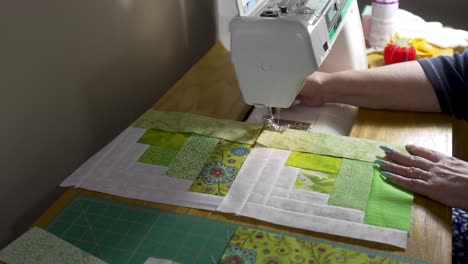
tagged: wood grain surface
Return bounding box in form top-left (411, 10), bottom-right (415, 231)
top-left (152, 42), bottom-right (251, 121)
top-left (32, 42), bottom-right (453, 263)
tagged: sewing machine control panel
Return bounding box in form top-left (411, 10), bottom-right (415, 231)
top-left (241, 0), bottom-right (346, 26)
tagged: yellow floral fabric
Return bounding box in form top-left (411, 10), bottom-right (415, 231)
top-left (189, 140), bottom-right (252, 196)
top-left (220, 227), bottom-right (417, 264)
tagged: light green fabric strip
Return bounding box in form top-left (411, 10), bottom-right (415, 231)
top-left (364, 169), bottom-right (414, 231)
top-left (131, 110), bottom-right (262, 145)
top-left (294, 169), bottom-right (337, 194)
top-left (328, 159), bottom-right (375, 211)
top-left (257, 129), bottom-right (406, 162)
top-left (163, 134), bottom-right (220, 180)
top-left (285, 151), bottom-right (341, 174)
top-left (138, 145), bottom-right (178, 166)
top-left (137, 129), bottom-right (190, 149)
top-left (0, 227), bottom-right (106, 264)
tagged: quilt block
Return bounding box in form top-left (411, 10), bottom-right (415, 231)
top-left (61, 110), bottom-right (413, 248)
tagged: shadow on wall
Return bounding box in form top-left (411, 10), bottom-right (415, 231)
top-left (82, 0), bottom-right (216, 148)
top-left (0, 0), bottom-right (215, 248)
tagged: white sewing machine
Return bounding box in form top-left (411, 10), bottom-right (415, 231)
top-left (221, 0), bottom-right (367, 135)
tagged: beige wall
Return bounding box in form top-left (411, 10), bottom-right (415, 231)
top-left (0, 0), bottom-right (215, 247)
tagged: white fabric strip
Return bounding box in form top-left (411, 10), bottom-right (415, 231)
top-left (217, 146), bottom-right (273, 213)
top-left (144, 258), bottom-right (173, 264)
top-left (266, 196), bottom-right (364, 223)
top-left (78, 180), bottom-right (223, 211)
top-left (126, 164), bottom-right (191, 190)
top-left (61, 127), bottom-right (147, 187)
top-left (240, 203), bottom-right (408, 248)
top-left (115, 142), bottom-right (192, 191)
top-left (287, 189), bottom-right (330, 205)
top-left (271, 166), bottom-right (301, 198)
top-left (62, 127), bottom-right (222, 210)
top-left (247, 149), bottom-right (292, 204)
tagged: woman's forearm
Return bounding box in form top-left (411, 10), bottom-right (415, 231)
top-left (318, 61), bottom-right (441, 112)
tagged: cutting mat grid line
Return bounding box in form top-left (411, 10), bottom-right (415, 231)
top-left (45, 193), bottom-right (428, 264)
top-left (45, 194), bottom-right (235, 264)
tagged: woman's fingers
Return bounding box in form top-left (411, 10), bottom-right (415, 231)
top-left (376, 159), bottom-right (431, 181)
top-left (382, 172), bottom-right (431, 196)
top-left (380, 146), bottom-right (433, 170)
top-left (405, 144), bottom-right (445, 163)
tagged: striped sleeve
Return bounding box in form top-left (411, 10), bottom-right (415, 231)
top-left (418, 51), bottom-right (468, 120)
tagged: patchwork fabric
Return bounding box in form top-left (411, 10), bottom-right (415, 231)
top-left (0, 227), bottom-right (106, 264)
top-left (257, 129), bottom-right (406, 162)
top-left (163, 134), bottom-right (219, 180)
top-left (137, 129), bottom-right (190, 149)
top-left (294, 169), bottom-right (336, 194)
top-left (138, 145), bottom-right (178, 166)
top-left (327, 159), bottom-right (374, 211)
top-left (137, 129), bottom-right (189, 166)
top-left (189, 140), bottom-right (252, 196)
top-left (132, 110), bottom-right (262, 144)
top-left (60, 109), bottom-right (416, 248)
top-left (285, 151), bottom-right (342, 174)
top-left (364, 169), bottom-right (414, 231)
top-left (219, 227), bottom-right (415, 264)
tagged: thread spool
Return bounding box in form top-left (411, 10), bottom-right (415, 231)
top-left (368, 0), bottom-right (399, 48)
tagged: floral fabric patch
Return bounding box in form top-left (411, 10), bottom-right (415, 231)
top-left (285, 151), bottom-right (342, 174)
top-left (294, 169), bottom-right (337, 194)
top-left (219, 227), bottom-right (414, 264)
top-left (188, 140), bottom-right (252, 196)
top-left (163, 134), bottom-right (219, 180)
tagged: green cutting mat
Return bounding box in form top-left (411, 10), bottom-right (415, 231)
top-left (45, 193), bottom-right (428, 264)
top-left (45, 193), bottom-right (236, 264)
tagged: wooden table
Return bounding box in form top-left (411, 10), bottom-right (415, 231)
top-left (34, 42), bottom-right (453, 263)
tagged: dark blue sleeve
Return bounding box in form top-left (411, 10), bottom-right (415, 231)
top-left (417, 51), bottom-right (468, 120)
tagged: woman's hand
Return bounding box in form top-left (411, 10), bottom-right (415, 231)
top-left (298, 72), bottom-right (327, 107)
top-left (377, 144), bottom-right (468, 210)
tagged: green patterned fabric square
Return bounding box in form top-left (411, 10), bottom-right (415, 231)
top-left (364, 169), bottom-right (414, 231)
top-left (285, 151), bottom-right (341, 174)
top-left (0, 227), bottom-right (106, 264)
top-left (327, 159), bottom-right (374, 211)
top-left (189, 140), bottom-right (252, 196)
top-left (137, 129), bottom-right (190, 149)
top-left (138, 145), bottom-right (178, 166)
top-left (294, 169), bottom-right (336, 194)
top-left (163, 134), bottom-right (220, 180)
